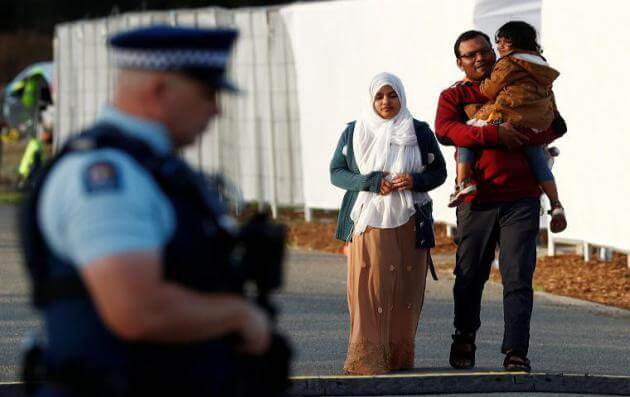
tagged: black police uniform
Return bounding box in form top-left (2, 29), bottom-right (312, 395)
top-left (21, 123), bottom-right (248, 397)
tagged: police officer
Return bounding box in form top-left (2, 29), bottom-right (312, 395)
top-left (21, 26), bottom-right (276, 396)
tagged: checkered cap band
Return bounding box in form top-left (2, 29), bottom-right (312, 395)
top-left (113, 48), bottom-right (229, 70)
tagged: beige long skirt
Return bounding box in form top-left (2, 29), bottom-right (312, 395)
top-left (343, 218), bottom-right (428, 375)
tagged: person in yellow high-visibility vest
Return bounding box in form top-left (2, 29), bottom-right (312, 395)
top-left (17, 133), bottom-right (46, 190)
top-left (18, 136), bottom-right (44, 189)
top-left (20, 75), bottom-right (42, 138)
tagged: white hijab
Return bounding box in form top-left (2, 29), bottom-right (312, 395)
top-left (350, 72), bottom-right (430, 235)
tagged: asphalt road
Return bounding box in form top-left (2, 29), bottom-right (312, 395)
top-left (278, 250), bottom-right (630, 378)
top-left (0, 204), bottom-right (629, 385)
top-left (0, 205), bottom-right (38, 382)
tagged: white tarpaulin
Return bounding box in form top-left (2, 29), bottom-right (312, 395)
top-left (542, 0), bottom-right (630, 252)
top-left (474, 0), bottom-right (541, 44)
top-left (280, 0), bottom-right (479, 223)
top-left (54, 0), bottom-right (630, 253)
top-left (280, 0), bottom-right (541, 225)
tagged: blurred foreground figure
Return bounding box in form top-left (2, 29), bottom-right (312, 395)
top-left (20, 25), bottom-right (290, 397)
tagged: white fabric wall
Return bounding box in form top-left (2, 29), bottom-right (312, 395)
top-left (53, 0), bottom-right (630, 252)
top-left (474, 0), bottom-right (541, 43)
top-left (280, 0), bottom-right (542, 225)
top-left (280, 0), bottom-right (480, 225)
top-left (542, 0), bottom-right (630, 252)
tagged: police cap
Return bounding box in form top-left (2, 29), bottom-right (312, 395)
top-left (109, 25), bottom-right (239, 92)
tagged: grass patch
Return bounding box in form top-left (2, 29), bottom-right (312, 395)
top-left (0, 191), bottom-right (24, 205)
top-left (533, 283), bottom-right (546, 292)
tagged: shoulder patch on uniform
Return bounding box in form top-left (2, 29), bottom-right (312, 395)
top-left (83, 161), bottom-right (121, 193)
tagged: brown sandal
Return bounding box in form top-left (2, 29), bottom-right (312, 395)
top-left (503, 350), bottom-right (531, 372)
top-left (449, 332), bottom-right (476, 369)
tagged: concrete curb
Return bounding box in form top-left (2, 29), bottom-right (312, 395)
top-left (0, 383), bottom-right (24, 397)
top-left (3, 373), bottom-right (629, 396)
top-left (290, 372), bottom-right (630, 396)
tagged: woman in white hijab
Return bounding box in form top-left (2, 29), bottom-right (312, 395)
top-left (330, 73), bottom-right (446, 375)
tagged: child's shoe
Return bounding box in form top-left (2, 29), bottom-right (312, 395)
top-left (448, 180), bottom-right (477, 208)
top-left (547, 146), bottom-right (560, 157)
top-left (548, 200), bottom-right (567, 233)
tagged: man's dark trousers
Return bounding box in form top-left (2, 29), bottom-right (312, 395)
top-left (453, 197), bottom-right (540, 354)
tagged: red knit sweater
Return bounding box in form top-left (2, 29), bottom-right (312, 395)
top-left (435, 81), bottom-right (560, 203)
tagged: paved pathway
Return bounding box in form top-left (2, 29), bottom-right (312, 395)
top-left (277, 250), bottom-right (630, 377)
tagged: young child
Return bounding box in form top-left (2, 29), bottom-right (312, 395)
top-left (449, 21), bottom-right (567, 233)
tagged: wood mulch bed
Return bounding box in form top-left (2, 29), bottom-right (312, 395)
top-left (275, 210), bottom-right (629, 311)
top-left (529, 253), bottom-right (630, 310)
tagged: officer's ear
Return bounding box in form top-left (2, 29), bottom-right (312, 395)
top-left (135, 73), bottom-right (170, 120)
top-left (146, 73), bottom-right (169, 101)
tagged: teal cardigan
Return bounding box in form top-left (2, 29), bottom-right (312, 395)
top-left (330, 119), bottom-right (447, 243)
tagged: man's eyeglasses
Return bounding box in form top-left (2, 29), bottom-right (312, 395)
top-left (459, 48), bottom-right (494, 60)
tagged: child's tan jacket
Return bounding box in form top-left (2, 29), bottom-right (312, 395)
top-left (467, 50), bottom-right (560, 130)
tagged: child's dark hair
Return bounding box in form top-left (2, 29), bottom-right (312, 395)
top-left (495, 21), bottom-right (542, 54)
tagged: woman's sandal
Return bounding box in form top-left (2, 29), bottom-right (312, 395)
top-left (449, 332), bottom-right (476, 369)
top-left (548, 201), bottom-right (567, 233)
top-left (503, 350), bottom-right (531, 372)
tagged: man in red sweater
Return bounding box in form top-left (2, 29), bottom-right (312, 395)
top-left (435, 30), bottom-right (566, 372)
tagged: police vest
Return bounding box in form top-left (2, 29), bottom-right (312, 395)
top-left (20, 123), bottom-right (243, 396)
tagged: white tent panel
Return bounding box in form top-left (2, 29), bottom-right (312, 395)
top-left (174, 10), bottom-right (198, 26)
top-left (268, 10), bottom-right (303, 205)
top-left (54, 25), bottom-right (72, 152)
top-left (70, 24), bottom-right (86, 131)
top-left (542, 0), bottom-right (630, 251)
top-left (126, 12), bottom-right (155, 27)
top-left (251, 10), bottom-right (277, 206)
top-left (231, 11), bottom-right (265, 202)
top-left (94, 21), bottom-right (110, 117)
top-left (280, 0), bottom-right (477, 226)
top-left (82, 23), bottom-right (98, 125)
top-left (473, 0), bottom-right (541, 43)
top-left (53, 1), bottom-right (630, 253)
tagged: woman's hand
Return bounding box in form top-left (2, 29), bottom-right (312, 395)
top-left (379, 177), bottom-right (394, 195)
top-left (391, 174), bottom-right (413, 191)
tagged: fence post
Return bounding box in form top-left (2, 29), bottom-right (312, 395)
top-left (583, 242), bottom-right (592, 262)
top-left (304, 206), bottom-right (312, 222)
top-left (547, 230), bottom-right (555, 256)
top-left (445, 224), bottom-right (455, 238)
top-left (599, 247), bottom-right (612, 262)
top-left (264, 11), bottom-right (279, 220)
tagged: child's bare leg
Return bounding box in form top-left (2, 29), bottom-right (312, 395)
top-left (457, 147), bottom-right (476, 184)
top-left (523, 146), bottom-right (567, 232)
top-left (457, 161), bottom-right (473, 185)
top-left (534, 164), bottom-right (566, 233)
top-left (449, 148), bottom-right (477, 208)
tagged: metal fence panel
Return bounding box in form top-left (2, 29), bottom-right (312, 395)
top-left (54, 6), bottom-right (304, 209)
